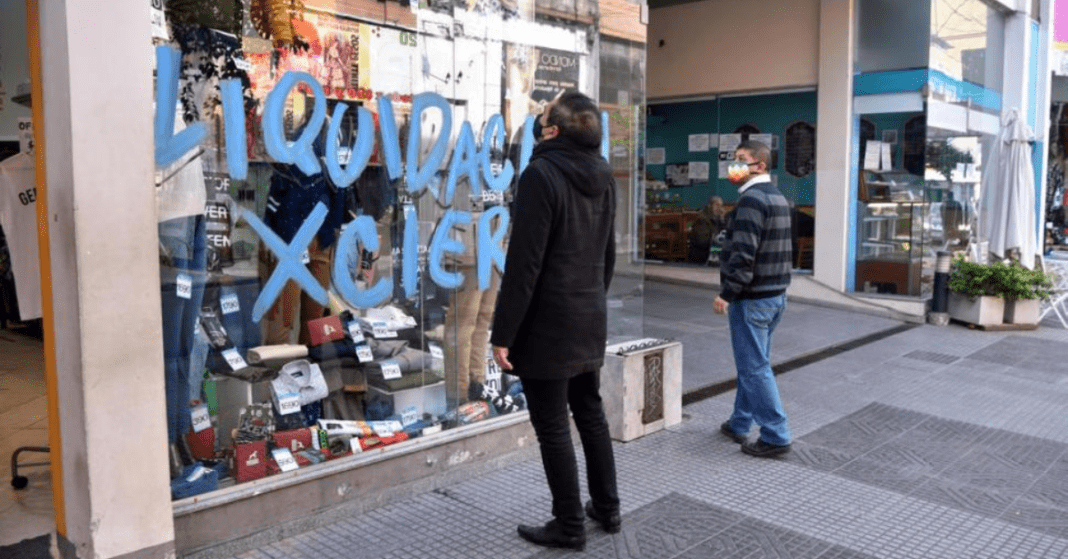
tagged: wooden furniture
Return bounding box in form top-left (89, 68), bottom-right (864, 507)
top-left (644, 210), bottom-right (698, 261)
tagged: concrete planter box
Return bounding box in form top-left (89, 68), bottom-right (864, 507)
top-left (948, 293), bottom-right (1004, 326)
top-left (601, 339), bottom-right (682, 442)
top-left (1004, 298), bottom-right (1041, 325)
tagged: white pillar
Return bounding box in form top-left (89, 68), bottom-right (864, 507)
top-left (38, 0), bottom-right (174, 556)
top-left (814, 0), bottom-right (855, 290)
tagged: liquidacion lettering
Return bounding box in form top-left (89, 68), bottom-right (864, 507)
top-left (154, 45), bottom-right (609, 319)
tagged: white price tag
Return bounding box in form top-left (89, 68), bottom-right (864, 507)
top-left (301, 250), bottom-right (310, 264)
top-left (429, 344), bottom-right (443, 360)
top-left (347, 321), bottom-right (365, 342)
top-left (480, 190), bottom-right (503, 203)
top-left (191, 404), bottom-right (212, 433)
top-left (222, 348), bottom-right (248, 371)
top-left (371, 322), bottom-right (396, 338)
top-left (220, 293), bottom-right (241, 315)
top-left (176, 274), bottom-right (192, 299)
top-left (349, 436), bottom-right (363, 453)
top-left (271, 448), bottom-right (299, 472)
top-left (185, 464), bottom-right (210, 482)
top-left (355, 344), bottom-right (374, 363)
top-left (370, 420), bottom-right (401, 437)
top-left (381, 360), bottom-right (402, 380)
top-left (233, 58), bottom-right (252, 71)
top-left (400, 406), bottom-right (419, 427)
top-left (150, 5), bottom-right (169, 40)
top-left (277, 392), bottom-right (301, 415)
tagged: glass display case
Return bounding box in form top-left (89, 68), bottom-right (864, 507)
top-left (856, 170), bottom-right (931, 296)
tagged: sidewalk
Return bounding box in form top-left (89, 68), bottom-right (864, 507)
top-left (215, 272), bottom-right (1068, 559)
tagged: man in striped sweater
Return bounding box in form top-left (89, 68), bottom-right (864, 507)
top-left (713, 140), bottom-right (794, 458)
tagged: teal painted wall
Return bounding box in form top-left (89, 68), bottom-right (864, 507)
top-left (646, 91), bottom-right (818, 209)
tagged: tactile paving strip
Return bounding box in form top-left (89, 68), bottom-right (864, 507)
top-left (902, 350), bottom-right (960, 365)
top-left (526, 493), bottom-right (880, 559)
top-left (791, 403), bottom-right (1068, 539)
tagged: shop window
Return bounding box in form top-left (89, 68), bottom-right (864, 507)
top-left (858, 118), bottom-right (876, 171)
top-left (784, 121), bottom-right (815, 178)
top-left (733, 124), bottom-right (760, 143)
top-left (903, 116), bottom-right (925, 175)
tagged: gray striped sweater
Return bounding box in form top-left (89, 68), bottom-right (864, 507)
top-left (719, 181), bottom-right (793, 301)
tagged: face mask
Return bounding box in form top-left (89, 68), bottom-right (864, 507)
top-left (727, 162), bottom-right (752, 182)
top-left (532, 117), bottom-right (545, 141)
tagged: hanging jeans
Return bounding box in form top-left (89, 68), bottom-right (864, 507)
top-left (521, 370), bottom-right (620, 536)
top-left (444, 266), bottom-right (500, 404)
top-left (159, 215), bottom-right (207, 445)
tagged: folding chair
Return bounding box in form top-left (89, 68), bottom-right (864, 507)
top-left (1040, 256), bottom-right (1068, 328)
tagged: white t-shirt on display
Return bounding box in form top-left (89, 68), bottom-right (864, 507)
top-left (0, 153), bottom-right (42, 320)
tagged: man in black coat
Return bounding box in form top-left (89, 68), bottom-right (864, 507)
top-left (491, 91), bottom-right (619, 551)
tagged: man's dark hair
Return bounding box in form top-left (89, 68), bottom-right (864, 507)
top-left (548, 91), bottom-right (602, 149)
top-left (736, 140), bottom-right (771, 169)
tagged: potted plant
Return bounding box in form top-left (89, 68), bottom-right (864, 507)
top-left (1000, 265), bottom-right (1054, 324)
top-left (947, 256), bottom-right (1008, 326)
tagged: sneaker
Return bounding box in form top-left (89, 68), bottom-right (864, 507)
top-left (741, 439), bottom-right (791, 458)
top-left (720, 421), bottom-right (747, 444)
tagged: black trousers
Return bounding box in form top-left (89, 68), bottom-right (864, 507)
top-left (522, 370), bottom-right (620, 535)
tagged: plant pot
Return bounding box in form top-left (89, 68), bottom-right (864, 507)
top-left (948, 293), bottom-right (1004, 326)
top-left (1004, 299), bottom-right (1041, 325)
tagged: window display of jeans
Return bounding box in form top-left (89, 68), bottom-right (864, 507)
top-left (159, 215), bottom-right (207, 445)
top-left (200, 275), bottom-right (263, 389)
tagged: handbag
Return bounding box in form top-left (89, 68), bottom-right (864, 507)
top-left (271, 359), bottom-right (329, 408)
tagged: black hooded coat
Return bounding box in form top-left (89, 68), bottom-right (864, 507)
top-left (489, 136), bottom-right (617, 379)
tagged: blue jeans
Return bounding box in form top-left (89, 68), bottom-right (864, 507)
top-left (727, 294), bottom-right (791, 446)
top-left (160, 215), bottom-right (207, 445)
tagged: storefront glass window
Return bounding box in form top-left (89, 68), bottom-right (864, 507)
top-left (851, 0), bottom-right (1004, 298)
top-left (156, 0), bottom-right (644, 500)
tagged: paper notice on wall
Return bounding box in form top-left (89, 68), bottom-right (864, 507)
top-left (864, 140), bottom-right (881, 170)
top-left (688, 162), bottom-right (710, 181)
top-left (688, 134), bottom-right (710, 152)
top-left (718, 161), bottom-right (731, 179)
top-left (880, 143), bottom-right (892, 171)
top-left (751, 134), bottom-right (773, 148)
top-left (708, 134), bottom-right (719, 149)
top-left (719, 134), bottom-right (742, 156)
top-left (646, 147), bottom-right (665, 165)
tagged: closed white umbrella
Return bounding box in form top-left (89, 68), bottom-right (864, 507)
top-left (985, 109), bottom-right (1038, 269)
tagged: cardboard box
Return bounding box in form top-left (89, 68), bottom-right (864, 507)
top-left (306, 315), bottom-right (345, 346)
top-left (272, 428), bottom-right (314, 453)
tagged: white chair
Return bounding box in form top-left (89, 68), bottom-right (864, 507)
top-left (1040, 256), bottom-right (1068, 328)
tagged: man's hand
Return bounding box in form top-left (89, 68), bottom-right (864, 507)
top-left (713, 296), bottom-right (729, 315)
top-left (492, 345), bottom-right (513, 371)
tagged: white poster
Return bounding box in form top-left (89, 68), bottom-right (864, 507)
top-left (646, 147), bottom-right (666, 165)
top-left (688, 161), bottom-right (709, 181)
top-left (719, 134), bottom-right (742, 156)
top-left (880, 143), bottom-right (892, 171)
top-left (688, 134), bottom-right (710, 152)
top-left (864, 140), bottom-right (881, 170)
top-left (718, 161), bottom-right (731, 179)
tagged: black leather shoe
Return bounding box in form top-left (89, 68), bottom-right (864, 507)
top-left (585, 500), bottom-right (621, 533)
top-left (741, 439), bottom-right (791, 458)
top-left (720, 422), bottom-right (747, 444)
top-left (517, 521), bottom-right (585, 551)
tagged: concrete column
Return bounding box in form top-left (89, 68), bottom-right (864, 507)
top-left (814, 0), bottom-right (855, 290)
top-left (38, 0), bottom-right (174, 557)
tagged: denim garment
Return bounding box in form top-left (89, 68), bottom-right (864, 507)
top-left (522, 371), bottom-right (619, 535)
top-left (727, 294), bottom-right (791, 447)
top-left (160, 215), bottom-right (207, 444)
